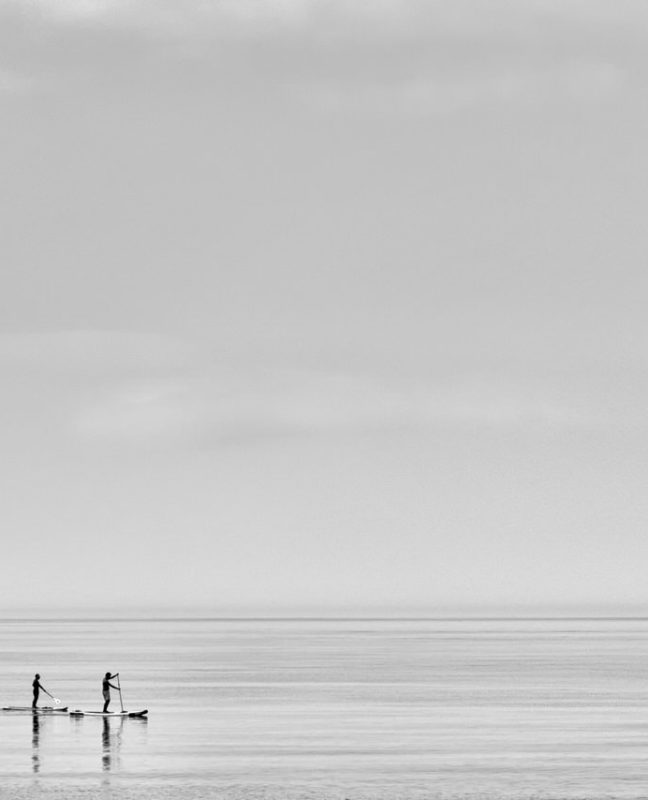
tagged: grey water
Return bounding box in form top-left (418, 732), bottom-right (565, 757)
top-left (1, 617), bottom-right (648, 799)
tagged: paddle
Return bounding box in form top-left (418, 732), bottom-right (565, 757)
top-left (43, 689), bottom-right (61, 706)
top-left (117, 674), bottom-right (124, 713)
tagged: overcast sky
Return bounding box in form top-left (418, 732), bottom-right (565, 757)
top-left (1, 0), bottom-right (648, 613)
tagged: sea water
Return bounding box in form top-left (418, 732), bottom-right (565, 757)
top-left (1, 617), bottom-right (648, 799)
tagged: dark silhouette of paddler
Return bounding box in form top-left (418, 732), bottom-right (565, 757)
top-left (32, 674), bottom-right (52, 709)
top-left (102, 672), bottom-right (119, 713)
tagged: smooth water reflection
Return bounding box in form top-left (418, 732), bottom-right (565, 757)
top-left (2, 618), bottom-right (648, 800)
top-left (101, 717), bottom-right (123, 773)
top-left (31, 715), bottom-right (40, 775)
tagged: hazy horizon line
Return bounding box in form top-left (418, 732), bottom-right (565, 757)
top-left (3, 602), bottom-right (648, 621)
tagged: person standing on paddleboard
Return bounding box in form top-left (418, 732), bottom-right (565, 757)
top-left (102, 672), bottom-right (119, 712)
top-left (32, 674), bottom-right (49, 709)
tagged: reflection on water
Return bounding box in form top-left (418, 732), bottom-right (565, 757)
top-left (7, 618), bottom-right (648, 799)
top-left (101, 717), bottom-right (123, 772)
top-left (31, 714), bottom-right (40, 774)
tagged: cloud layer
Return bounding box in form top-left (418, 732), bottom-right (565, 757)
top-left (2, 2), bottom-right (648, 610)
top-left (1, 0), bottom-right (640, 118)
top-left (0, 331), bottom-right (644, 453)
top-left (10, 0), bottom-right (648, 35)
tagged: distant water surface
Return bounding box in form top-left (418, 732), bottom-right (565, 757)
top-left (1, 617), bottom-right (648, 799)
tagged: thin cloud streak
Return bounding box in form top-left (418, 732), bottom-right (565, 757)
top-left (0, 332), bottom-right (640, 448)
top-left (72, 373), bottom-right (645, 447)
top-left (300, 61), bottom-right (624, 116)
top-left (8, 0), bottom-right (648, 39)
top-left (0, 330), bottom-right (195, 374)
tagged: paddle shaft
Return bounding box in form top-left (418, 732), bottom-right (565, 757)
top-left (117, 674), bottom-right (124, 712)
top-left (43, 688), bottom-right (60, 703)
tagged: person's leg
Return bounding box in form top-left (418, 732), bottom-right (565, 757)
top-left (32, 690), bottom-right (38, 709)
top-left (103, 693), bottom-right (110, 713)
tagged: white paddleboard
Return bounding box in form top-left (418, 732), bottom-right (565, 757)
top-left (2, 706), bottom-right (68, 713)
top-left (70, 709), bottom-right (148, 718)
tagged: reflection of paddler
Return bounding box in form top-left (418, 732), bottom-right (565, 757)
top-left (102, 672), bottom-right (119, 712)
top-left (32, 713), bottom-right (41, 773)
top-left (101, 714), bottom-right (124, 773)
top-left (102, 717), bottom-right (111, 771)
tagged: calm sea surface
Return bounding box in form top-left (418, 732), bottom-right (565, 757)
top-left (1, 618), bottom-right (648, 799)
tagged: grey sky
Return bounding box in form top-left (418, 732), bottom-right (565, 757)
top-left (1, 0), bottom-right (648, 612)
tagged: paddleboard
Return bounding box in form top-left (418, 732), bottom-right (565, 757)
top-left (70, 709), bottom-right (148, 718)
top-left (2, 706), bottom-right (68, 713)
